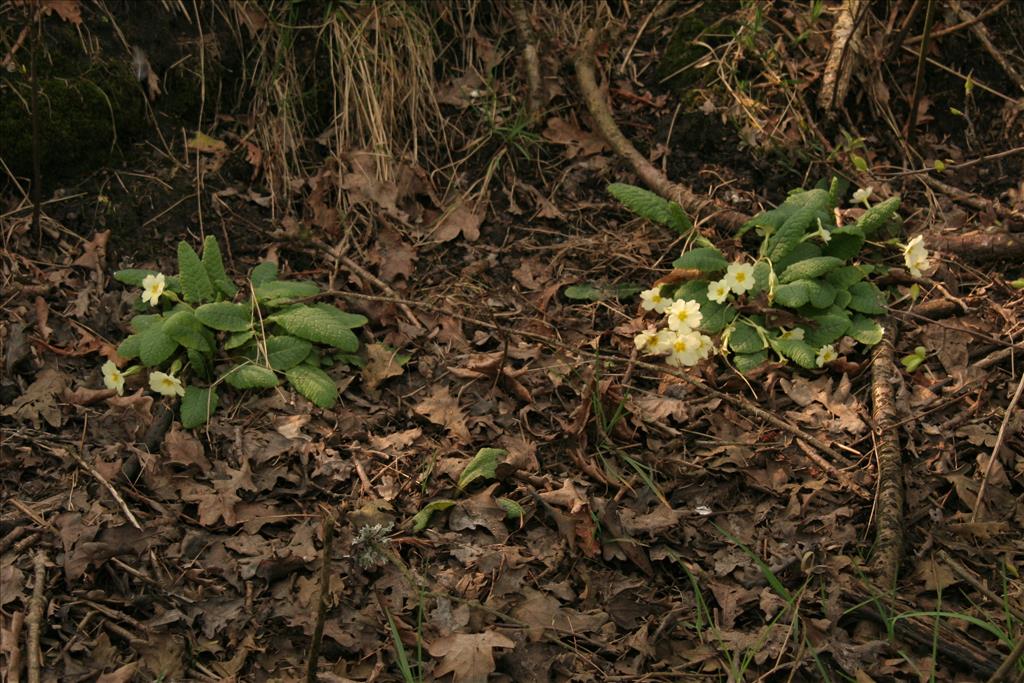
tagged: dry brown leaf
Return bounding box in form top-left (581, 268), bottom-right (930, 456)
top-left (413, 385), bottom-right (470, 443)
top-left (427, 629), bottom-right (515, 683)
top-left (433, 203), bottom-right (482, 242)
top-left (542, 117), bottom-right (607, 158)
top-left (361, 343), bottom-right (406, 391)
top-left (1, 366), bottom-right (65, 428)
top-left (513, 588), bottom-right (610, 642)
top-left (274, 414), bottom-right (310, 440)
top-left (40, 0), bottom-right (82, 24)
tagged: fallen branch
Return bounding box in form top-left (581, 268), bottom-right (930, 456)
top-left (817, 0), bottom-right (868, 113)
top-left (929, 231), bottom-right (1024, 262)
top-left (987, 633), bottom-right (1024, 683)
top-left (971, 368), bottom-right (1024, 522)
top-left (306, 506), bottom-right (337, 683)
top-left (26, 550), bottom-right (46, 683)
top-left (869, 321), bottom-right (904, 590)
top-left (937, 550), bottom-right (1024, 623)
top-left (573, 28), bottom-right (748, 233)
top-left (57, 446), bottom-right (143, 531)
top-left (951, 0), bottom-right (1024, 93)
top-left (920, 174), bottom-right (1023, 227)
top-left (512, 0), bottom-right (544, 124)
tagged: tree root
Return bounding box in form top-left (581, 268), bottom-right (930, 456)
top-left (869, 321), bottom-right (904, 590)
top-left (929, 230), bottom-right (1024, 262)
top-left (817, 0), bottom-right (868, 113)
top-left (573, 28), bottom-right (749, 233)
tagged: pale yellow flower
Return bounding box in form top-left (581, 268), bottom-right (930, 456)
top-left (852, 187), bottom-right (873, 205)
top-left (101, 361), bottom-right (125, 395)
top-left (778, 328), bottom-right (805, 341)
top-left (666, 331), bottom-right (702, 367)
top-left (666, 299), bottom-right (703, 332)
top-left (815, 344), bottom-right (838, 368)
top-left (724, 262), bottom-right (755, 295)
top-left (634, 327), bottom-right (656, 351)
top-left (149, 370), bottom-right (185, 397)
top-left (141, 273), bottom-right (166, 307)
top-left (649, 329), bottom-right (677, 355)
top-left (639, 287), bottom-right (672, 313)
top-left (903, 235), bottom-right (932, 277)
top-left (707, 279), bottom-right (731, 304)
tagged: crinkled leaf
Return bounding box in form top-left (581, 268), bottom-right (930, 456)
top-left (195, 302), bottom-right (252, 332)
top-left (285, 363), bottom-right (337, 408)
top-left (117, 334), bottom-right (142, 360)
top-left (855, 195), bottom-right (900, 236)
top-left (163, 310), bottom-right (213, 353)
top-left (201, 236), bottom-right (238, 298)
top-left (265, 335), bottom-right (313, 371)
top-left (222, 364), bottom-right (279, 389)
top-left (774, 281), bottom-right (810, 308)
top-left (805, 279), bottom-right (837, 309)
top-left (224, 330), bottom-right (254, 350)
top-left (765, 205), bottom-right (817, 263)
top-left (803, 313), bottom-right (850, 347)
top-left (250, 261), bottom-right (277, 286)
top-left (833, 289), bottom-right (852, 309)
top-left (822, 225), bottom-right (865, 260)
top-left (751, 260), bottom-right (772, 295)
top-left (129, 313), bottom-right (163, 332)
top-left (825, 265), bottom-right (866, 289)
top-left (268, 305), bottom-right (364, 352)
top-left (848, 315), bottom-right (885, 345)
top-left (563, 282), bottom-right (642, 301)
top-left (254, 280), bottom-right (321, 305)
top-left (177, 241), bottom-right (215, 303)
top-left (733, 350), bottom-right (769, 374)
top-left (608, 183), bottom-right (681, 227)
top-left (411, 499), bottom-right (456, 532)
top-left (773, 241), bottom-right (821, 273)
top-left (728, 321), bottom-right (765, 354)
top-left (497, 498), bottom-right (524, 520)
top-left (180, 385), bottom-right (218, 428)
top-left (847, 281), bottom-right (886, 314)
top-left (458, 448), bottom-right (507, 490)
top-left (778, 256), bottom-right (844, 284)
top-left (770, 338), bottom-right (819, 369)
top-left (672, 247), bottom-right (729, 273)
top-left (138, 322), bottom-right (179, 367)
top-left (188, 347), bottom-right (212, 380)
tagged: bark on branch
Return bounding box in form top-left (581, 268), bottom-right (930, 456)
top-left (870, 321), bottom-right (904, 590)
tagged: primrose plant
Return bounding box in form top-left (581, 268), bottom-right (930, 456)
top-left (609, 181), bottom-right (931, 374)
top-left (103, 237), bottom-right (366, 428)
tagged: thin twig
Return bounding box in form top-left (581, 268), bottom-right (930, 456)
top-left (951, 0), bottom-right (1024, 92)
top-left (905, 0), bottom-right (936, 144)
top-left (986, 633), bottom-right (1024, 683)
top-left (306, 506), bottom-right (337, 683)
top-left (972, 369), bottom-right (1024, 522)
top-left (795, 440), bottom-right (871, 500)
top-left (937, 550), bottom-right (1024, 623)
top-left (58, 446), bottom-right (143, 530)
top-left (26, 550), bottom-right (46, 683)
top-left (904, 0), bottom-right (1008, 44)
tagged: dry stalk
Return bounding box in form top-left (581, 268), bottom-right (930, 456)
top-left (26, 550), bottom-right (46, 683)
top-left (905, 0), bottom-right (936, 144)
top-left (869, 321), bottom-right (904, 590)
top-left (817, 0), bottom-right (868, 114)
top-left (971, 369), bottom-right (1024, 522)
top-left (573, 28), bottom-right (748, 233)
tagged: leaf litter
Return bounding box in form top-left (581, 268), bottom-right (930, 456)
top-left (2, 4), bottom-right (1023, 682)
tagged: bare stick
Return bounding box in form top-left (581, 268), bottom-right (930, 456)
top-left (512, 0), bottom-right (543, 124)
top-left (573, 28), bottom-right (748, 233)
top-left (6, 609), bottom-right (24, 683)
top-left (818, 0), bottom-right (867, 113)
top-left (306, 506), bottom-right (337, 683)
top-left (796, 440), bottom-right (871, 500)
top-left (26, 551), bottom-right (46, 683)
top-left (972, 369), bottom-right (1024, 522)
top-left (937, 550), bottom-right (1024, 623)
top-left (986, 633), bottom-right (1024, 683)
top-left (952, 0), bottom-right (1024, 93)
top-left (869, 322), bottom-right (904, 590)
top-left (59, 446), bottom-right (143, 530)
top-left (336, 253), bottom-right (424, 331)
top-left (905, 0), bottom-right (936, 144)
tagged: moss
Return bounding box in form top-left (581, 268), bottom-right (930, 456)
top-left (0, 25), bottom-right (147, 187)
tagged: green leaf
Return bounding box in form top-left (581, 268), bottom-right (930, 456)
top-left (129, 314), bottom-right (163, 332)
top-left (265, 335), bottom-right (313, 371)
top-left (458, 448), bottom-right (507, 490)
top-left (833, 289), bottom-right (852, 309)
top-left (608, 183), bottom-right (685, 228)
top-left (673, 280), bottom-right (733, 334)
top-left (851, 154), bottom-right (869, 172)
top-left (803, 313), bottom-right (850, 347)
top-left (901, 346), bottom-right (928, 372)
top-left (177, 241), bottom-right (215, 303)
top-left (848, 315), bottom-right (885, 345)
top-left (751, 261), bottom-right (772, 295)
top-left (805, 279), bottom-right (837, 308)
top-left (250, 261), bottom-right (278, 286)
top-left (285, 364), bottom-right (337, 408)
top-left (728, 321), bottom-right (765, 354)
top-left (114, 269), bottom-right (158, 287)
top-left (269, 305), bottom-right (364, 352)
top-left (138, 322), bottom-right (179, 367)
top-left (411, 499), bottom-right (456, 532)
top-left (774, 281), bottom-right (810, 308)
top-left (497, 497), bottom-right (524, 520)
top-left (773, 241), bottom-right (821, 273)
top-left (666, 204), bottom-right (693, 235)
top-left (224, 330), bottom-right (254, 350)
top-left (201, 236), bottom-right (238, 298)
top-left (733, 350), bottom-right (768, 374)
top-left (672, 247), bottom-right (729, 273)
top-left (855, 195), bottom-right (900, 236)
top-left (163, 310), bottom-right (213, 353)
top-left (254, 280), bottom-right (321, 305)
top-left (770, 338), bottom-right (819, 369)
top-left (822, 225), bottom-right (865, 260)
top-left (187, 347), bottom-right (212, 380)
top-left (563, 282), bottom-right (642, 301)
top-left (117, 334), bottom-right (142, 360)
top-left (222, 364), bottom-right (279, 389)
top-left (778, 256), bottom-right (843, 284)
top-left (766, 206), bottom-right (817, 263)
top-left (825, 265), bottom-right (866, 288)
top-left (847, 281), bottom-right (886, 314)
top-left (180, 386), bottom-right (219, 428)
top-left (195, 302), bottom-right (252, 332)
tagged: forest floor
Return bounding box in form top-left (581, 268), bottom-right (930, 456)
top-left (2, 2), bottom-right (1023, 682)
